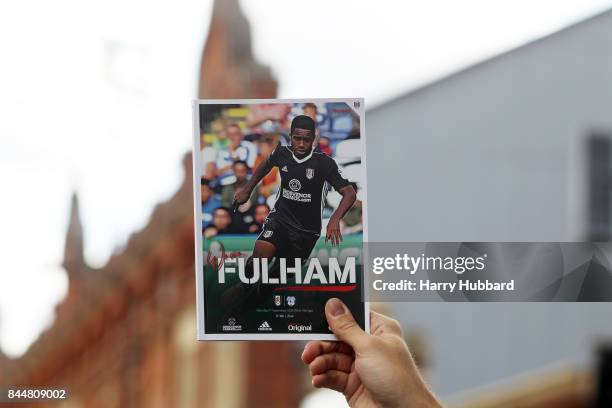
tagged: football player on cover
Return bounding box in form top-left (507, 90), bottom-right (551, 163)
top-left (224, 115), bottom-right (357, 308)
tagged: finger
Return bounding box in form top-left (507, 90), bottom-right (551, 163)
top-left (370, 311), bottom-right (403, 337)
top-left (301, 341), bottom-right (353, 364)
top-left (325, 298), bottom-right (369, 353)
top-left (312, 370), bottom-right (349, 393)
top-left (309, 352), bottom-right (354, 375)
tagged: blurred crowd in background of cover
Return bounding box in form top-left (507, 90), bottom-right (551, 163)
top-left (198, 102), bottom-right (364, 240)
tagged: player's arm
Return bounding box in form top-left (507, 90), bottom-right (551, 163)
top-left (233, 149), bottom-right (276, 207)
top-left (324, 157), bottom-right (356, 246)
top-left (326, 184), bottom-right (356, 246)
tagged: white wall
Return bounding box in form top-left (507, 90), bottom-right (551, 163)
top-left (366, 10), bottom-right (612, 242)
top-left (365, 10), bottom-right (612, 398)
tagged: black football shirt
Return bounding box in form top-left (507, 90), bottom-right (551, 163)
top-left (265, 145), bottom-right (350, 235)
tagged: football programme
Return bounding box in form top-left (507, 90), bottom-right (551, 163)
top-left (192, 99), bottom-right (368, 340)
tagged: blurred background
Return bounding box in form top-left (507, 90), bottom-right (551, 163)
top-left (1, 0), bottom-right (612, 406)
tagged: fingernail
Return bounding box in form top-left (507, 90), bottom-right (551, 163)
top-left (327, 298), bottom-right (345, 317)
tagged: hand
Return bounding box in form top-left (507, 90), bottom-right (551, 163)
top-left (232, 188), bottom-right (251, 208)
top-left (301, 298), bottom-right (443, 408)
top-left (325, 216), bottom-right (342, 246)
top-left (238, 201), bottom-right (252, 213)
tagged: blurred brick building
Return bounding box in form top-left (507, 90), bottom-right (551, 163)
top-left (0, 1), bottom-right (305, 407)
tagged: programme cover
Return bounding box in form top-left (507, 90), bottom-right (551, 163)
top-left (192, 99), bottom-right (368, 340)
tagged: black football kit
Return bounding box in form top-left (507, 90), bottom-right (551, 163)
top-left (257, 145), bottom-right (350, 259)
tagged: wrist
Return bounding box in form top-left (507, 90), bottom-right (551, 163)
top-left (385, 360), bottom-right (441, 408)
top-left (384, 390), bottom-right (437, 408)
top-left (402, 380), bottom-right (442, 408)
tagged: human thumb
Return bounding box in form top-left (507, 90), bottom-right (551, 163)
top-left (325, 298), bottom-right (368, 352)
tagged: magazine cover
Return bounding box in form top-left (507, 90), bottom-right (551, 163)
top-left (192, 99), bottom-right (368, 340)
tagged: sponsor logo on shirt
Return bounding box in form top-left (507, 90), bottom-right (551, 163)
top-left (282, 189), bottom-right (312, 202)
top-left (289, 178), bottom-right (302, 191)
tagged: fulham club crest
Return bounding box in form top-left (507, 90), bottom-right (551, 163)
top-left (274, 295), bottom-right (282, 306)
top-left (306, 168), bottom-right (314, 179)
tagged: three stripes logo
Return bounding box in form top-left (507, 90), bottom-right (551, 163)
top-left (258, 321), bottom-right (272, 331)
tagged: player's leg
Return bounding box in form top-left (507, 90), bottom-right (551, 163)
top-left (238, 240), bottom-right (276, 281)
top-left (251, 239), bottom-right (276, 261)
top-left (220, 221), bottom-right (283, 307)
top-left (244, 227), bottom-right (286, 303)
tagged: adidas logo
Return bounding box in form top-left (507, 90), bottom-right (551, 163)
top-left (258, 321), bottom-right (273, 331)
top-left (281, 166), bottom-right (288, 172)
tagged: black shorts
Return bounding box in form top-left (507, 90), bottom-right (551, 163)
top-left (257, 216), bottom-right (319, 260)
